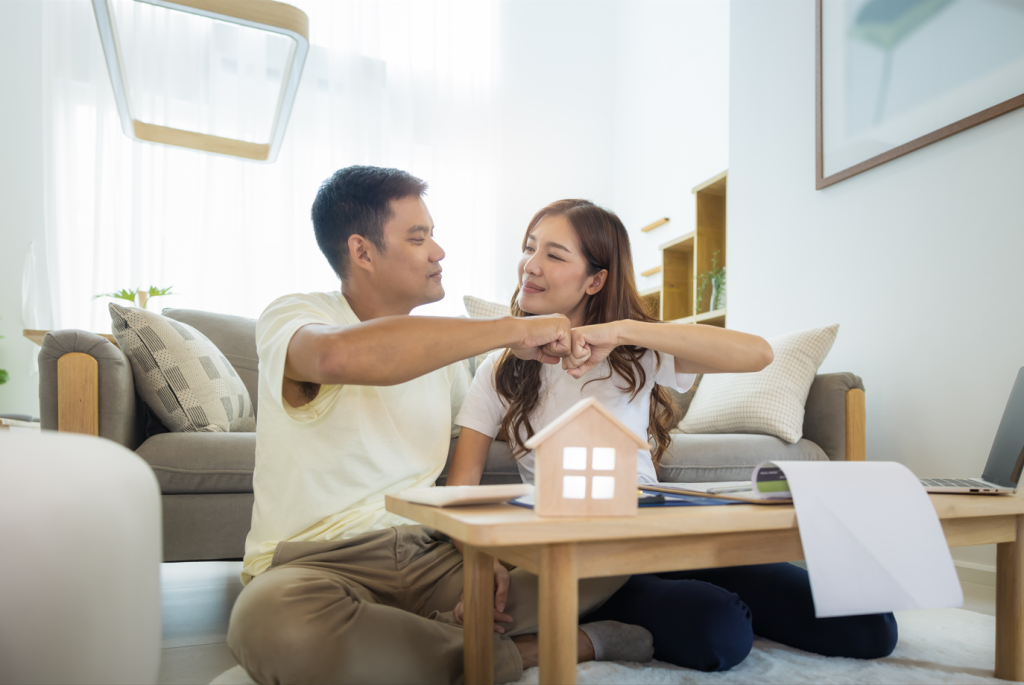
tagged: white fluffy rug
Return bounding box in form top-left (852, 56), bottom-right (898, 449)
top-left (211, 608), bottom-right (1006, 684)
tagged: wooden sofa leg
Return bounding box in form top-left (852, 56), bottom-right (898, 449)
top-left (58, 353), bottom-right (99, 436)
top-left (845, 388), bottom-right (866, 461)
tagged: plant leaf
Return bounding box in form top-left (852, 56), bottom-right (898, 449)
top-left (95, 288), bottom-right (139, 303)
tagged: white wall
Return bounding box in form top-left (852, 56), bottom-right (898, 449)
top-left (491, 0), bottom-right (731, 302)
top-left (611, 0), bottom-right (730, 287)
top-left (0, 0), bottom-right (46, 418)
top-left (729, 0), bottom-right (1024, 570)
top-left (492, 0), bottom-right (617, 304)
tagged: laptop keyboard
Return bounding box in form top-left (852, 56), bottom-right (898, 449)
top-left (920, 478), bottom-right (984, 488)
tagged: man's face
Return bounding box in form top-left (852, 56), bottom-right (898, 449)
top-left (374, 195), bottom-right (446, 308)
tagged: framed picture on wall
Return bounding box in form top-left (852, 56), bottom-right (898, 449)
top-left (816, 0), bottom-right (1024, 190)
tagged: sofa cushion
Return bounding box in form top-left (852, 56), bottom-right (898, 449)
top-left (437, 437), bottom-right (522, 486)
top-left (137, 432), bottom-right (256, 494)
top-left (141, 430), bottom-right (825, 493)
top-left (658, 433), bottom-right (828, 483)
top-left (679, 324), bottom-right (839, 443)
top-left (139, 432), bottom-right (519, 494)
top-left (162, 309), bottom-right (259, 415)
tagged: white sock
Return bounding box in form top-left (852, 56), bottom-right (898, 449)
top-left (580, 620), bottom-right (655, 663)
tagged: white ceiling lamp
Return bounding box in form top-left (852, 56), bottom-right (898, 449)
top-left (91, 0), bottom-right (309, 162)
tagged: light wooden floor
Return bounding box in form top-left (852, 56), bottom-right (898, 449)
top-left (157, 562), bottom-right (998, 685)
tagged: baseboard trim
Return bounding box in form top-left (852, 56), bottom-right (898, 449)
top-left (955, 560), bottom-right (996, 588)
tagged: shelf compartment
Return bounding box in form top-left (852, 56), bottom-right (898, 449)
top-left (667, 308), bottom-right (726, 328)
top-left (659, 231), bottom-right (695, 253)
top-left (691, 170), bottom-right (727, 196)
top-left (695, 308), bottom-right (727, 327)
top-left (661, 241), bottom-right (694, 321)
top-left (694, 174), bottom-right (726, 316)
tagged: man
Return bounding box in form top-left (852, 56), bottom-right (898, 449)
top-left (226, 167), bottom-right (638, 684)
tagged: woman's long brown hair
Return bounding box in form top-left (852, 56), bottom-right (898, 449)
top-left (494, 199), bottom-right (678, 464)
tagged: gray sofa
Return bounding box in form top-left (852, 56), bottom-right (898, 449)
top-left (38, 309), bottom-right (865, 562)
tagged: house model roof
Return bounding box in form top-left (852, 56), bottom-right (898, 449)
top-left (524, 397), bottom-right (650, 450)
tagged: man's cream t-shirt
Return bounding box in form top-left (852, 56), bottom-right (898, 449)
top-left (241, 291), bottom-right (469, 583)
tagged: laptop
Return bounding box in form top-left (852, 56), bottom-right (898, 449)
top-left (921, 367), bottom-right (1024, 495)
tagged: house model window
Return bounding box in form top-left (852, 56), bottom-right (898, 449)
top-left (525, 398), bottom-right (648, 518)
top-left (561, 447), bottom-right (616, 499)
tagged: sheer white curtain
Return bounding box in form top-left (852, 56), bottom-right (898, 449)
top-left (40, 0), bottom-right (498, 332)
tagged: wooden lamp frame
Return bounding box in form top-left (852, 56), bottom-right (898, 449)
top-left (91, 0), bottom-right (309, 162)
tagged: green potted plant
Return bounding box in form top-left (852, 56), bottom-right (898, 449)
top-left (95, 285), bottom-right (174, 310)
top-left (695, 250), bottom-right (726, 314)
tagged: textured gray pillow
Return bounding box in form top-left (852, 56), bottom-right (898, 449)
top-left (109, 303), bottom-right (255, 433)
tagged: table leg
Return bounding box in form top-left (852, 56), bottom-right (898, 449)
top-left (996, 515), bottom-right (1024, 681)
top-left (539, 543), bottom-right (578, 685)
top-left (464, 545), bottom-right (495, 685)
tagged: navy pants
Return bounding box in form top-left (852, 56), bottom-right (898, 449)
top-left (583, 563), bottom-right (898, 672)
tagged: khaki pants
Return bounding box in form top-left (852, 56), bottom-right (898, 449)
top-left (228, 525), bottom-right (626, 685)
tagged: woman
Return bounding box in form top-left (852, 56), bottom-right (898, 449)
top-left (448, 199), bottom-right (898, 671)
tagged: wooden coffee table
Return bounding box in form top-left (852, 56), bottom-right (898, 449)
top-left (385, 492), bottom-right (1024, 685)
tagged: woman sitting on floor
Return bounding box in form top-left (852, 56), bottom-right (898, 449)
top-left (446, 198), bottom-right (898, 671)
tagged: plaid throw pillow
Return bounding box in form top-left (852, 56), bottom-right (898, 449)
top-left (678, 324), bottom-right (839, 443)
top-left (109, 303), bottom-right (256, 433)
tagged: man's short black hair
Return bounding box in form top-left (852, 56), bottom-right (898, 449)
top-left (311, 166), bottom-right (428, 280)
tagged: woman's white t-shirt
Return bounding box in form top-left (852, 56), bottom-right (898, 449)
top-left (455, 350), bottom-right (695, 485)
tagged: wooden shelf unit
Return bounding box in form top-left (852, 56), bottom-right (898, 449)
top-left (647, 170), bottom-right (728, 328)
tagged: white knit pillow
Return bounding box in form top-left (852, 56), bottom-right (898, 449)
top-left (679, 324), bottom-right (839, 443)
top-left (464, 295), bottom-right (510, 319)
top-left (109, 303), bottom-right (255, 433)
top-left (463, 296), bottom-right (512, 374)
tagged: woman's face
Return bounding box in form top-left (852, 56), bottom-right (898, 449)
top-left (517, 214), bottom-right (606, 322)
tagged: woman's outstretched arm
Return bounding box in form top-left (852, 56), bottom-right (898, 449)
top-left (557, 321), bottom-right (774, 378)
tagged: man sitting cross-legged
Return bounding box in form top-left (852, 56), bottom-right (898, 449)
top-left (226, 166), bottom-right (643, 685)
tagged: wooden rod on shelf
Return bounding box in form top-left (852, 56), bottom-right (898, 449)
top-left (640, 265), bottom-right (662, 277)
top-left (640, 218), bottom-right (670, 233)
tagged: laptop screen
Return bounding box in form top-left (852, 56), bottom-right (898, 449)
top-left (982, 367), bottom-right (1024, 489)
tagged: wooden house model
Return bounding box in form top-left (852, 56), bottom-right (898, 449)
top-left (525, 397), bottom-right (647, 517)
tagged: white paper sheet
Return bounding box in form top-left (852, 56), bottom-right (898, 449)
top-left (775, 460), bottom-right (962, 618)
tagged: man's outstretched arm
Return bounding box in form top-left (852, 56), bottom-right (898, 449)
top-left (285, 314), bottom-right (570, 387)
